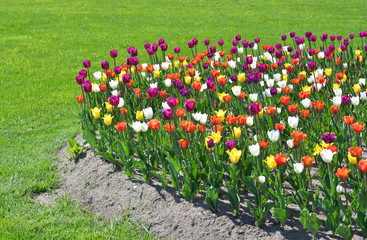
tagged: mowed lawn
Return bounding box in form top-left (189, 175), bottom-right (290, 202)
top-left (1, 0), bottom-right (367, 238)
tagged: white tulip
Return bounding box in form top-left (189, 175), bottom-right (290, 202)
top-left (265, 89), bottom-right (272, 97)
top-left (143, 107), bottom-right (153, 120)
top-left (351, 96), bottom-right (360, 106)
top-left (117, 98), bottom-right (125, 108)
top-left (200, 114), bottom-right (208, 125)
top-left (263, 74), bottom-right (269, 81)
top-left (141, 63), bottom-right (148, 70)
top-left (282, 46), bottom-right (289, 52)
top-left (361, 92), bottom-right (367, 101)
top-left (249, 143), bottom-right (260, 157)
top-left (266, 79), bottom-right (274, 88)
top-left (232, 86), bottom-right (241, 97)
top-left (318, 52), bottom-right (325, 59)
top-left (238, 47), bottom-right (244, 54)
top-left (192, 112), bottom-right (202, 121)
top-left (294, 163), bottom-right (304, 174)
top-left (250, 61), bottom-right (257, 69)
top-left (164, 79), bottom-right (172, 87)
top-left (162, 102), bottom-right (170, 109)
top-left (253, 43), bottom-right (258, 51)
top-left (359, 78), bottom-right (366, 86)
top-left (131, 122), bottom-right (142, 133)
top-left (260, 81), bottom-right (264, 87)
top-left (277, 88), bottom-right (282, 94)
top-left (149, 82), bottom-right (158, 88)
top-left (286, 139), bottom-right (294, 148)
top-left (161, 62), bottom-right (170, 71)
top-left (258, 175), bottom-right (266, 184)
top-left (317, 69), bottom-right (324, 77)
top-left (277, 108), bottom-right (282, 114)
top-left (268, 130), bottom-right (280, 143)
top-left (228, 60), bottom-right (236, 69)
top-left (299, 43), bottom-right (305, 50)
top-left (200, 83), bottom-right (207, 92)
top-left (274, 73), bottom-right (281, 81)
top-left (92, 84), bottom-right (100, 93)
top-left (332, 96), bottom-right (342, 106)
top-left (141, 72), bottom-right (146, 78)
top-left (277, 80), bottom-right (287, 88)
top-left (336, 185), bottom-right (344, 193)
top-left (109, 80), bottom-right (118, 90)
top-left (343, 63), bottom-right (347, 68)
top-left (153, 64), bottom-right (160, 71)
top-left (246, 116), bottom-right (254, 126)
top-left (288, 116), bottom-right (299, 129)
top-left (141, 122), bottom-right (149, 132)
top-left (334, 89), bottom-right (342, 96)
top-left (250, 93), bottom-right (258, 102)
top-left (93, 71), bottom-right (102, 80)
top-left (111, 90), bottom-right (118, 96)
top-left (301, 98), bottom-right (311, 108)
top-left (320, 149), bottom-right (335, 163)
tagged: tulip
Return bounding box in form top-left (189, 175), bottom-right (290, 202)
top-left (358, 160), bottom-right (367, 172)
top-left (259, 175), bottom-right (266, 184)
top-left (352, 122), bottom-right (365, 133)
top-left (342, 95), bottom-right (351, 105)
top-left (264, 155), bottom-right (277, 169)
top-left (102, 114), bottom-right (113, 126)
top-left (301, 155), bottom-right (313, 168)
top-left (336, 167), bottom-right (351, 181)
top-left (274, 154), bottom-right (287, 166)
top-left (336, 185), bottom-right (344, 193)
top-left (248, 103), bottom-right (260, 115)
top-left (148, 119), bottom-right (160, 130)
top-left (348, 153), bottom-right (357, 164)
top-left (246, 116), bottom-right (254, 126)
top-left (249, 143), bottom-right (260, 157)
top-left (322, 132), bottom-right (336, 144)
top-left (211, 131), bottom-right (222, 143)
top-left (294, 163), bottom-right (304, 174)
top-left (268, 130), bottom-right (280, 143)
top-left (351, 96), bottom-right (360, 106)
top-left (349, 146), bottom-right (362, 158)
top-left (288, 116), bottom-right (299, 129)
top-left (332, 96), bottom-right (342, 106)
top-left (232, 86), bottom-right (241, 97)
top-left (116, 122), bottom-right (127, 132)
top-left (227, 148), bottom-right (242, 164)
top-left (233, 127), bottom-right (241, 139)
top-left (143, 107), bottom-right (153, 120)
top-left (91, 107), bottom-right (101, 119)
top-left (342, 116), bottom-right (354, 125)
top-left (178, 138), bottom-right (189, 150)
top-left (136, 111), bottom-right (143, 121)
top-left (184, 100), bottom-right (195, 112)
top-left (320, 149), bottom-right (336, 163)
top-left (226, 140), bottom-right (235, 150)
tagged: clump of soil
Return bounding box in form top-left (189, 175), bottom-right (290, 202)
top-left (37, 134), bottom-right (364, 240)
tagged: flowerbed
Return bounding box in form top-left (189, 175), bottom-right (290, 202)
top-left (74, 31), bottom-right (367, 239)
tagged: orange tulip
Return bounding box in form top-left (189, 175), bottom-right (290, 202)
top-left (225, 114), bottom-right (237, 125)
top-left (299, 110), bottom-right (310, 118)
top-left (134, 88), bottom-right (141, 98)
top-left (120, 108), bottom-right (128, 116)
top-left (76, 95), bottom-right (84, 103)
top-left (291, 78), bottom-right (300, 85)
top-left (175, 109), bottom-right (186, 119)
top-left (298, 91), bottom-right (310, 99)
top-left (352, 122), bottom-right (365, 133)
top-left (196, 124), bottom-right (206, 133)
top-left (238, 92), bottom-right (246, 99)
top-left (192, 81), bottom-right (202, 91)
top-left (218, 77), bottom-right (226, 85)
top-left (280, 96), bottom-right (290, 105)
top-left (164, 123), bottom-right (175, 133)
top-left (237, 115), bottom-right (248, 126)
top-left (336, 167), bottom-right (351, 181)
top-left (265, 106), bottom-right (276, 116)
top-left (275, 123), bottom-right (286, 132)
top-left (291, 131), bottom-right (307, 143)
top-left (178, 138), bottom-right (189, 150)
top-left (223, 94), bottom-right (231, 102)
top-left (184, 121), bottom-right (196, 133)
top-left (349, 146), bottom-right (362, 158)
top-left (301, 155), bottom-right (313, 168)
top-left (210, 115), bottom-right (222, 125)
top-left (213, 124), bottom-right (223, 133)
top-left (148, 119), bottom-right (160, 130)
top-left (288, 104), bottom-right (298, 114)
top-left (330, 105), bottom-right (340, 115)
top-left (99, 83), bottom-right (107, 92)
top-left (211, 70), bottom-right (220, 78)
top-left (259, 140), bottom-right (268, 150)
top-left (358, 160), bottom-right (367, 172)
top-left (282, 87), bottom-right (291, 95)
top-left (324, 144), bottom-right (338, 153)
top-left (160, 90), bottom-right (167, 99)
top-left (342, 116), bottom-right (354, 125)
top-left (274, 154), bottom-right (287, 166)
top-left (312, 101), bottom-right (324, 111)
top-left (115, 122), bottom-right (127, 132)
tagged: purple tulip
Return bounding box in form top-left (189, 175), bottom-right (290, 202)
top-left (101, 61), bottom-right (109, 70)
top-left (83, 60), bottom-right (90, 68)
top-left (207, 138), bottom-right (215, 149)
top-left (305, 31), bottom-right (312, 38)
top-left (275, 50), bottom-right (282, 59)
top-left (274, 43), bottom-right (281, 50)
top-left (308, 49), bottom-right (315, 56)
top-left (235, 35), bottom-right (241, 41)
top-left (281, 35), bottom-right (287, 41)
top-left (289, 32), bottom-right (295, 38)
top-left (114, 66), bottom-right (121, 75)
top-left (230, 75), bottom-right (237, 82)
top-left (209, 46), bottom-right (216, 53)
top-left (202, 63), bottom-right (209, 69)
top-left (151, 43), bottom-right (158, 52)
top-left (167, 97), bottom-right (177, 108)
top-left (75, 75), bottom-right (84, 85)
top-left (122, 74), bottom-right (131, 84)
top-left (322, 132), bottom-right (336, 144)
top-left (254, 37), bottom-right (260, 43)
top-left (162, 109), bottom-right (173, 120)
top-left (270, 88), bottom-right (278, 96)
top-left (147, 48), bottom-right (155, 55)
top-left (147, 87), bottom-right (160, 98)
top-left (127, 47), bottom-right (134, 54)
top-left (359, 32), bottom-right (364, 38)
top-left (158, 38), bottom-right (165, 45)
top-left (83, 80), bottom-right (92, 93)
top-left (79, 69), bottom-right (87, 77)
top-left (132, 57), bottom-right (139, 66)
top-left (109, 95), bottom-right (120, 106)
top-left (241, 40), bottom-right (249, 48)
top-left (174, 47), bottom-right (181, 53)
top-left (230, 47), bottom-right (237, 54)
top-left (364, 45), bottom-right (367, 51)
top-left (204, 39), bottom-right (210, 46)
top-left (176, 82), bottom-right (185, 89)
top-left (268, 46), bottom-right (275, 54)
top-left (248, 103), bottom-right (260, 115)
top-left (324, 49), bottom-right (331, 57)
top-left (249, 42), bottom-right (255, 48)
top-left (321, 33), bottom-right (328, 41)
top-left (242, 64), bottom-right (249, 71)
top-left (130, 48), bottom-right (138, 57)
top-left (110, 49), bottom-right (118, 58)
top-left (291, 53), bottom-right (298, 59)
top-left (218, 39), bottom-right (224, 46)
top-left (329, 35), bottom-right (335, 41)
top-left (180, 88), bottom-right (189, 97)
top-left (187, 41), bottom-right (194, 48)
top-left (342, 95), bottom-right (351, 105)
top-left (144, 43), bottom-right (151, 49)
top-left (340, 45), bottom-right (347, 52)
top-left (246, 56), bottom-right (253, 64)
top-left (328, 45), bottom-right (335, 52)
top-left (186, 64), bottom-right (193, 69)
top-left (226, 140), bottom-right (235, 150)
top-left (232, 40), bottom-right (238, 46)
top-left (206, 79), bottom-right (215, 89)
top-left (287, 46), bottom-right (293, 52)
top-left (258, 63), bottom-right (267, 73)
top-left (184, 100), bottom-right (195, 112)
top-left (295, 49), bottom-right (301, 56)
top-left (349, 33), bottom-right (354, 39)
top-left (337, 35), bottom-right (342, 41)
top-left (307, 61), bottom-right (316, 71)
top-left (160, 43), bottom-right (168, 51)
top-left (191, 38), bottom-right (197, 46)
top-left (310, 35), bottom-right (316, 42)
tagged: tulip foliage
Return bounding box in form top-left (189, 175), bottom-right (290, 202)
top-left (75, 32), bottom-right (367, 238)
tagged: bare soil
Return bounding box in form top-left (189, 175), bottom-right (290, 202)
top-left (36, 134), bottom-right (365, 240)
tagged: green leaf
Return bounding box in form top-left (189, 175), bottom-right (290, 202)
top-left (96, 152), bottom-right (115, 163)
top-left (272, 208), bottom-right (289, 229)
top-left (305, 212), bottom-right (322, 237)
top-left (69, 137), bottom-right (78, 148)
top-left (205, 186), bottom-right (219, 213)
top-left (336, 224), bottom-right (354, 240)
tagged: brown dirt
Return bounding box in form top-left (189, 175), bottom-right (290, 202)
top-left (36, 134), bottom-right (365, 240)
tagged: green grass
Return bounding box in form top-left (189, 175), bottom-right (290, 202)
top-left (1, 0), bottom-right (366, 238)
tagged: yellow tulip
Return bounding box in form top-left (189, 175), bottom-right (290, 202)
top-left (102, 114), bottom-right (113, 126)
top-left (105, 102), bottom-right (114, 112)
top-left (233, 127), bottom-right (241, 139)
top-left (348, 152), bottom-right (357, 164)
top-left (183, 60), bottom-right (188, 66)
top-left (355, 50), bottom-right (362, 57)
top-left (237, 73), bottom-right (246, 83)
top-left (174, 61), bottom-right (180, 68)
top-left (299, 71), bottom-right (306, 79)
top-left (91, 107), bottom-right (101, 119)
top-left (263, 54), bottom-right (268, 61)
top-left (153, 70), bottom-right (161, 78)
top-left (136, 111), bottom-right (143, 121)
top-left (342, 74), bottom-right (347, 83)
top-left (264, 155), bottom-right (277, 169)
top-left (359, 56), bottom-right (363, 63)
top-left (131, 66), bottom-right (135, 75)
top-left (184, 76), bottom-right (192, 84)
top-left (332, 83), bottom-right (340, 90)
top-left (312, 144), bottom-right (323, 156)
top-left (282, 74), bottom-right (288, 81)
top-left (215, 109), bottom-right (226, 121)
top-left (227, 148), bottom-right (242, 164)
top-left (211, 131), bottom-right (222, 144)
top-left (258, 109), bottom-right (264, 118)
top-left (102, 73), bottom-right (107, 82)
top-left (218, 92), bottom-right (227, 103)
top-left (302, 85), bottom-right (312, 93)
top-left (353, 84), bottom-right (361, 94)
top-left (324, 68), bottom-right (332, 77)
